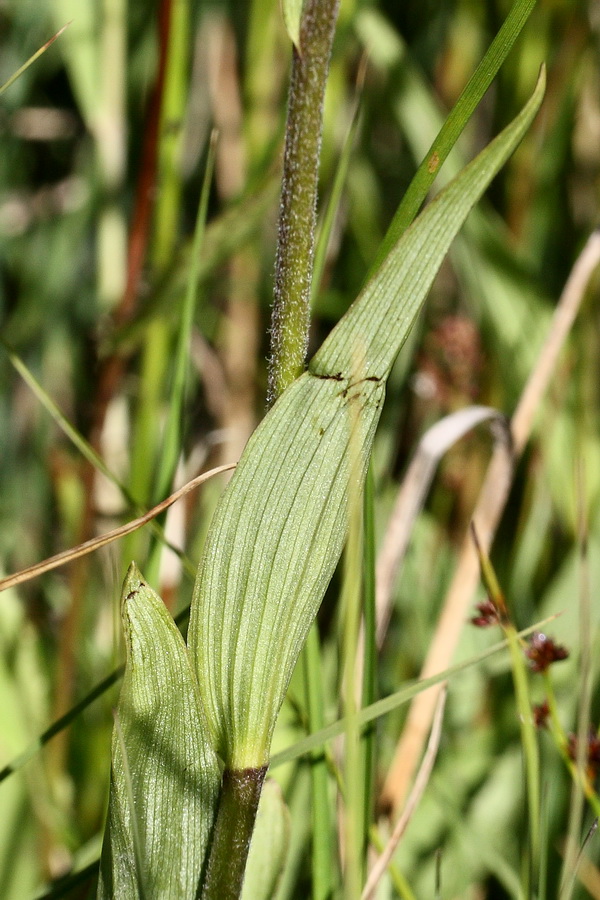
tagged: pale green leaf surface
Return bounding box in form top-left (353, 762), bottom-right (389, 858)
top-left (281, 0), bottom-right (303, 52)
top-left (0, 586), bottom-right (46, 899)
top-left (188, 68), bottom-right (545, 770)
top-left (310, 67), bottom-right (545, 379)
top-left (241, 779), bottom-right (291, 900)
top-left (98, 564), bottom-right (220, 900)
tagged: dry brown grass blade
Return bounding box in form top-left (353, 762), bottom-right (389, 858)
top-left (375, 406), bottom-right (510, 648)
top-left (0, 463), bottom-right (235, 594)
top-left (380, 228), bottom-right (600, 816)
top-left (362, 687), bottom-right (447, 900)
top-left (354, 406), bottom-right (508, 707)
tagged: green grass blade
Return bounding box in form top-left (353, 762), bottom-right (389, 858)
top-left (370, 0), bottom-right (536, 270)
top-left (0, 24), bottom-right (70, 97)
top-left (270, 617), bottom-right (557, 769)
top-left (311, 89), bottom-right (362, 305)
top-left (472, 530), bottom-right (540, 889)
top-left (145, 135), bottom-right (217, 580)
top-left (0, 667), bottom-right (123, 786)
top-left (114, 175), bottom-right (280, 351)
top-left (360, 465), bottom-right (377, 853)
top-left (302, 624), bottom-right (336, 900)
top-left (126, 0), bottom-right (190, 538)
top-left (2, 342), bottom-right (121, 489)
top-left (341, 404), bottom-right (364, 900)
top-left (311, 66), bottom-right (545, 380)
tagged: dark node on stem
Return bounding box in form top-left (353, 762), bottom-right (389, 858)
top-left (201, 765), bottom-right (268, 900)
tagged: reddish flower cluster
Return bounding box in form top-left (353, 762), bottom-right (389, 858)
top-left (525, 632), bottom-right (569, 673)
top-left (567, 730), bottom-right (600, 781)
top-left (532, 700), bottom-right (550, 729)
top-left (470, 598), bottom-right (500, 628)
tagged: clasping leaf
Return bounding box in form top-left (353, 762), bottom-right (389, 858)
top-left (188, 69), bottom-right (546, 770)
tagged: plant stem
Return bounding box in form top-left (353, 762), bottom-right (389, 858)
top-left (268, 0), bottom-right (341, 403)
top-left (201, 766), bottom-right (267, 900)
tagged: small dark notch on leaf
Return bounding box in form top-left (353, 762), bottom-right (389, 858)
top-left (310, 370), bottom-right (344, 381)
top-left (339, 373), bottom-right (382, 398)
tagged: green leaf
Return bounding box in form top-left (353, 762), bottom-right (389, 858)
top-left (364, 0), bottom-right (537, 269)
top-left (241, 780), bottom-right (291, 900)
top-left (187, 68), bottom-right (546, 770)
top-left (281, 0), bottom-right (303, 52)
top-left (97, 564), bottom-right (221, 900)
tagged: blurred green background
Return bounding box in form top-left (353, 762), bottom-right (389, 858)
top-left (0, 0), bottom-right (599, 897)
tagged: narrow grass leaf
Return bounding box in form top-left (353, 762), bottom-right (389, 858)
top-left (302, 624), bottom-right (336, 899)
top-left (360, 466), bottom-right (377, 852)
top-left (341, 383), bottom-right (364, 900)
top-left (187, 69), bottom-right (545, 770)
top-left (145, 134), bottom-right (217, 580)
top-left (311, 82), bottom-right (362, 305)
top-left (270, 616), bottom-right (557, 769)
top-left (472, 528), bottom-right (541, 888)
top-left (369, 0), bottom-right (536, 269)
top-left (0, 23), bottom-right (70, 97)
top-left (97, 565), bottom-right (220, 900)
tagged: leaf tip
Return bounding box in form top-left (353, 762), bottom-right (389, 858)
top-left (121, 562), bottom-right (146, 607)
top-left (281, 0), bottom-right (303, 53)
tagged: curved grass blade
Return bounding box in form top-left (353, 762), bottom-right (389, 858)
top-left (369, 0), bottom-right (536, 269)
top-left (188, 68), bottom-right (546, 770)
top-left (270, 616), bottom-right (558, 770)
top-left (97, 565), bottom-right (220, 899)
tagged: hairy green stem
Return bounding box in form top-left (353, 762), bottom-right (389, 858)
top-left (201, 766), bottom-right (267, 900)
top-left (268, 0), bottom-right (341, 403)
